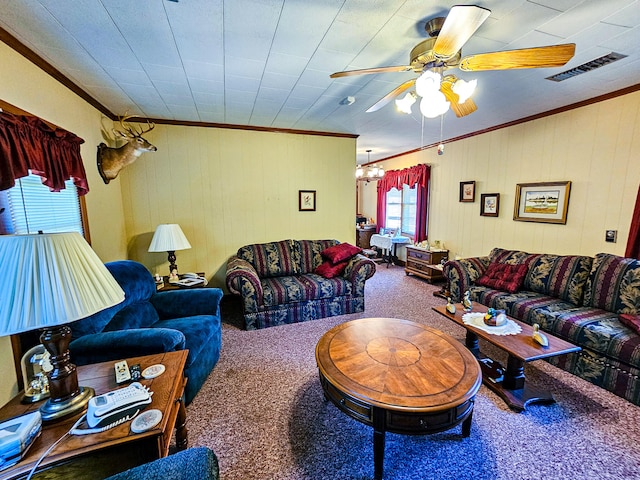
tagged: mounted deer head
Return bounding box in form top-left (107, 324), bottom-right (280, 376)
top-left (97, 115), bottom-right (157, 184)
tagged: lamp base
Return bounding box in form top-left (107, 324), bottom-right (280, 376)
top-left (39, 386), bottom-right (95, 422)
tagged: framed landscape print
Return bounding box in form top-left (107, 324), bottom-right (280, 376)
top-left (513, 181), bottom-right (571, 224)
top-left (459, 181), bottom-right (476, 202)
top-left (299, 190), bottom-right (316, 211)
top-left (480, 193), bottom-right (500, 217)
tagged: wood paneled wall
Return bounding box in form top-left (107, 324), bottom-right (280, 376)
top-left (361, 90), bottom-right (640, 262)
top-left (119, 125), bottom-right (357, 288)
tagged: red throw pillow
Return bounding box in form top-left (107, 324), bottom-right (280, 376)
top-left (476, 263), bottom-right (529, 294)
top-left (315, 260), bottom-right (349, 279)
top-left (321, 242), bottom-right (362, 265)
top-left (619, 314), bottom-right (640, 335)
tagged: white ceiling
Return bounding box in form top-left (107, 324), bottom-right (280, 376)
top-left (1, 0), bottom-right (639, 164)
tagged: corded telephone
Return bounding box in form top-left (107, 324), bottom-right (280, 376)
top-left (70, 382), bottom-right (153, 435)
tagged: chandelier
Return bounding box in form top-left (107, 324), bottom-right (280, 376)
top-left (395, 70), bottom-right (477, 118)
top-left (356, 149), bottom-right (384, 182)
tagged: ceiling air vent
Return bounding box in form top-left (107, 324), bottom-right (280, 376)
top-left (546, 52), bottom-right (627, 82)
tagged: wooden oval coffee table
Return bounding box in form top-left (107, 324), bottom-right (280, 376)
top-left (316, 318), bottom-right (482, 480)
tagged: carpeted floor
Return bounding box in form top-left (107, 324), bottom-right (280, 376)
top-left (187, 265), bottom-right (640, 480)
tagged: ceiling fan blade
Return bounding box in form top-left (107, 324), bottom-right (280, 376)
top-left (440, 80), bottom-right (477, 118)
top-left (366, 78), bottom-right (416, 113)
top-left (459, 44), bottom-right (576, 71)
top-left (433, 5), bottom-right (491, 59)
top-left (330, 66), bottom-right (413, 78)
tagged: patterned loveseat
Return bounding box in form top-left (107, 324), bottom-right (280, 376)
top-left (444, 248), bottom-right (640, 406)
top-left (226, 239), bottom-right (376, 330)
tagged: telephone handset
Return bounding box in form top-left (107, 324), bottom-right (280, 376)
top-left (70, 382), bottom-right (153, 435)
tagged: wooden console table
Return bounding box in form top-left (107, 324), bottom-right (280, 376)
top-left (433, 304), bottom-right (581, 411)
top-left (0, 350), bottom-right (188, 480)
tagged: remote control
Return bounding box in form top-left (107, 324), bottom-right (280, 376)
top-left (115, 360), bottom-right (131, 384)
top-left (130, 364), bottom-right (142, 381)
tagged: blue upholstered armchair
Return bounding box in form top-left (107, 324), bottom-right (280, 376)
top-left (69, 260), bottom-right (222, 404)
top-left (105, 447), bottom-right (219, 480)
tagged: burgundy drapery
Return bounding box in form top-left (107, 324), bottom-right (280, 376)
top-left (376, 163), bottom-right (430, 242)
top-left (0, 112), bottom-right (88, 195)
top-left (626, 183), bottom-right (640, 259)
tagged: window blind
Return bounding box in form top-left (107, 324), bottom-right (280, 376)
top-left (7, 173), bottom-right (83, 235)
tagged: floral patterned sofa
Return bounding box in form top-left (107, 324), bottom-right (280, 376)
top-left (443, 248), bottom-right (640, 406)
top-left (226, 239), bottom-right (376, 330)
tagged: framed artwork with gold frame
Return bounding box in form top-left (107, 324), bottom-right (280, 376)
top-left (513, 181), bottom-right (571, 224)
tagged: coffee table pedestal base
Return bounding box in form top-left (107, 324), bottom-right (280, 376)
top-left (476, 352), bottom-right (555, 411)
top-left (480, 361), bottom-right (555, 411)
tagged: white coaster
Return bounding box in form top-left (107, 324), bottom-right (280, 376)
top-left (130, 409), bottom-right (162, 433)
top-left (142, 364), bottom-right (166, 379)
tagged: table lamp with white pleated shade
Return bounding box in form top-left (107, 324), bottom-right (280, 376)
top-left (148, 224), bottom-right (192, 275)
top-left (0, 232), bottom-right (125, 421)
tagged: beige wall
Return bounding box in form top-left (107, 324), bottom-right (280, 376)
top-left (362, 91), bottom-right (640, 262)
top-left (119, 125), bottom-right (357, 288)
top-left (0, 43), bottom-right (128, 405)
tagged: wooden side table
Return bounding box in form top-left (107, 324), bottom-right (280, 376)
top-left (356, 225), bottom-right (376, 249)
top-left (156, 272), bottom-right (206, 292)
top-left (0, 351), bottom-right (188, 480)
top-left (404, 246), bottom-right (448, 282)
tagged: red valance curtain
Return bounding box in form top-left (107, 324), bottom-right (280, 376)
top-left (376, 163), bottom-right (430, 242)
top-left (0, 112), bottom-right (88, 195)
top-left (626, 183), bottom-right (640, 259)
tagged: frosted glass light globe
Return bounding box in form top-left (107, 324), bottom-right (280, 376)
top-left (419, 90), bottom-right (450, 118)
top-left (415, 71), bottom-right (441, 97)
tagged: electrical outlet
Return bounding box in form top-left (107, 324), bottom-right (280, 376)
top-left (605, 230), bottom-right (617, 243)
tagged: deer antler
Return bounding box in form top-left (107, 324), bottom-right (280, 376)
top-left (115, 113), bottom-right (154, 137)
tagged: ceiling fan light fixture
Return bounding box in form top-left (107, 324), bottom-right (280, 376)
top-left (415, 70), bottom-right (441, 97)
top-left (419, 91), bottom-right (450, 118)
top-left (395, 92), bottom-right (417, 114)
top-left (452, 78), bottom-right (477, 103)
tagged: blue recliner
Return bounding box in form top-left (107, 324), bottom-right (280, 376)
top-left (69, 260), bottom-right (222, 404)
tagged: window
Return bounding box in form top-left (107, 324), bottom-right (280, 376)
top-left (0, 173), bottom-right (84, 236)
top-left (385, 184), bottom-right (417, 237)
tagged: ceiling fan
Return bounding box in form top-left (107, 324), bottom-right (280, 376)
top-left (330, 5), bottom-right (576, 118)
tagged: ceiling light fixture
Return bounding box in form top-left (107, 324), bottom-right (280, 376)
top-left (395, 69), bottom-right (477, 119)
top-left (356, 149), bottom-right (384, 182)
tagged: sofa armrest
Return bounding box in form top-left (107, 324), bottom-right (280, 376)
top-left (443, 256), bottom-right (491, 302)
top-left (105, 447), bottom-right (219, 480)
top-left (343, 254), bottom-right (376, 296)
top-left (70, 328), bottom-right (186, 366)
top-left (225, 255), bottom-right (263, 312)
top-left (151, 288), bottom-right (223, 320)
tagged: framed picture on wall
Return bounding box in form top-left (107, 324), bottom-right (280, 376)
top-left (480, 193), bottom-right (500, 217)
top-left (299, 190), bottom-right (316, 211)
top-left (513, 181), bottom-right (571, 224)
top-left (459, 181), bottom-right (476, 202)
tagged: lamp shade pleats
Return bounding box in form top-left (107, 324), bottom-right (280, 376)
top-left (148, 224), bottom-right (192, 252)
top-left (0, 232), bottom-right (125, 336)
